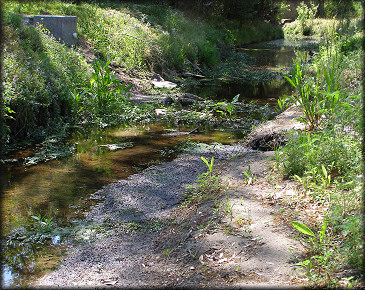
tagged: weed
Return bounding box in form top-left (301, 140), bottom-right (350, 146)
top-left (291, 219), bottom-right (331, 277)
top-left (84, 58), bottom-right (132, 118)
top-left (277, 23), bottom-right (363, 286)
top-left (211, 94), bottom-right (240, 118)
top-left (30, 214), bottom-right (54, 232)
top-left (280, 62), bottom-right (326, 131)
top-left (200, 156), bottom-right (214, 175)
top-left (223, 195), bottom-right (234, 220)
top-left (162, 246), bottom-right (174, 257)
top-left (183, 156), bottom-right (227, 205)
top-left (242, 165), bottom-right (255, 185)
top-left (296, 1), bottom-right (318, 36)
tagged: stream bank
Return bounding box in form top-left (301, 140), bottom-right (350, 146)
top-left (35, 106), bottom-right (306, 287)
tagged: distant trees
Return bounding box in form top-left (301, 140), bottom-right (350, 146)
top-left (157, 0), bottom-right (280, 24)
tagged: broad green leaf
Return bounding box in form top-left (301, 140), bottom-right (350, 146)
top-left (291, 221), bottom-right (315, 237)
top-left (201, 156), bottom-right (210, 171)
top-left (283, 75), bottom-right (296, 88)
top-left (322, 165), bottom-right (328, 178)
top-left (232, 94), bottom-right (240, 104)
top-left (209, 156), bottom-right (214, 170)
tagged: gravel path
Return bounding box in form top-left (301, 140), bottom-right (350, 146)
top-left (36, 145), bottom-right (254, 287)
top-left (36, 108), bottom-right (304, 288)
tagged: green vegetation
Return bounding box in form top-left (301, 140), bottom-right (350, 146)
top-left (283, 0), bottom-right (363, 39)
top-left (2, 18), bottom-right (90, 146)
top-left (1, 0), bottom-right (363, 287)
top-left (183, 154), bottom-right (226, 205)
top-left (276, 17), bottom-right (363, 286)
top-left (1, 0), bottom-right (284, 156)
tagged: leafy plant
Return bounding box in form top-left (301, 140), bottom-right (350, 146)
top-left (242, 165), bottom-right (255, 185)
top-left (320, 164), bottom-right (331, 190)
top-left (212, 94), bottom-right (240, 117)
top-left (183, 156), bottom-right (227, 205)
top-left (223, 195), bottom-right (235, 220)
top-left (85, 58), bottom-right (132, 117)
top-left (30, 214), bottom-right (54, 232)
top-left (296, 1), bottom-right (318, 36)
top-left (280, 62), bottom-right (324, 130)
top-left (291, 219), bottom-right (331, 277)
top-left (201, 156), bottom-right (214, 175)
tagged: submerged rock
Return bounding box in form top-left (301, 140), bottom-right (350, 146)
top-left (177, 93), bottom-right (203, 107)
top-left (98, 143), bottom-right (133, 151)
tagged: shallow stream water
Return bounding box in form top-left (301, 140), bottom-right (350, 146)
top-left (1, 38), bottom-right (318, 288)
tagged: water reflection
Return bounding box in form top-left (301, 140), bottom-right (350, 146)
top-left (3, 124), bottom-right (247, 229)
top-left (191, 77), bottom-right (292, 104)
top-left (2, 123), bottom-right (245, 287)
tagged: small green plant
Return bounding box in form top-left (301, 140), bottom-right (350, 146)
top-left (200, 156), bottom-right (214, 176)
top-left (273, 145), bottom-right (281, 170)
top-left (223, 195), bottom-right (235, 220)
top-left (291, 219), bottom-right (332, 278)
top-left (320, 165), bottom-right (331, 190)
top-left (296, 1), bottom-right (318, 36)
top-left (212, 94), bottom-right (240, 117)
top-left (183, 156), bottom-right (226, 205)
top-left (280, 62), bottom-right (324, 130)
top-left (30, 214), bottom-right (54, 232)
top-left (162, 246), bottom-right (174, 257)
top-left (293, 174), bottom-right (310, 192)
top-left (242, 165), bottom-right (255, 185)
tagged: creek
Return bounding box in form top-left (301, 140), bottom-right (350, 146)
top-left (0, 38), bottom-right (318, 288)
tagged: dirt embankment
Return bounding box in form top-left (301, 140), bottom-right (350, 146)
top-left (36, 107), bottom-right (307, 288)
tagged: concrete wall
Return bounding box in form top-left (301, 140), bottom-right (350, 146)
top-left (24, 15), bottom-right (77, 46)
top-left (33, 15), bottom-right (77, 46)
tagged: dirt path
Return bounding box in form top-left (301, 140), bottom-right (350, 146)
top-left (36, 107), bottom-right (306, 288)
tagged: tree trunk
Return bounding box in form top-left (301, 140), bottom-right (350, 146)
top-left (318, 0), bottom-right (324, 17)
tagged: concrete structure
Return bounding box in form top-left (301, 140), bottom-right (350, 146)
top-left (33, 15), bottom-right (77, 46)
top-left (20, 14), bottom-right (77, 46)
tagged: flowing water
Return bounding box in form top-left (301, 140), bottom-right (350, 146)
top-left (1, 38), bottom-right (318, 288)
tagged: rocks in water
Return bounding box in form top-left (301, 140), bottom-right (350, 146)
top-left (98, 143), bottom-right (133, 151)
top-left (177, 93), bottom-right (203, 107)
top-left (160, 93), bottom-right (203, 108)
top-left (162, 96), bottom-right (174, 107)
